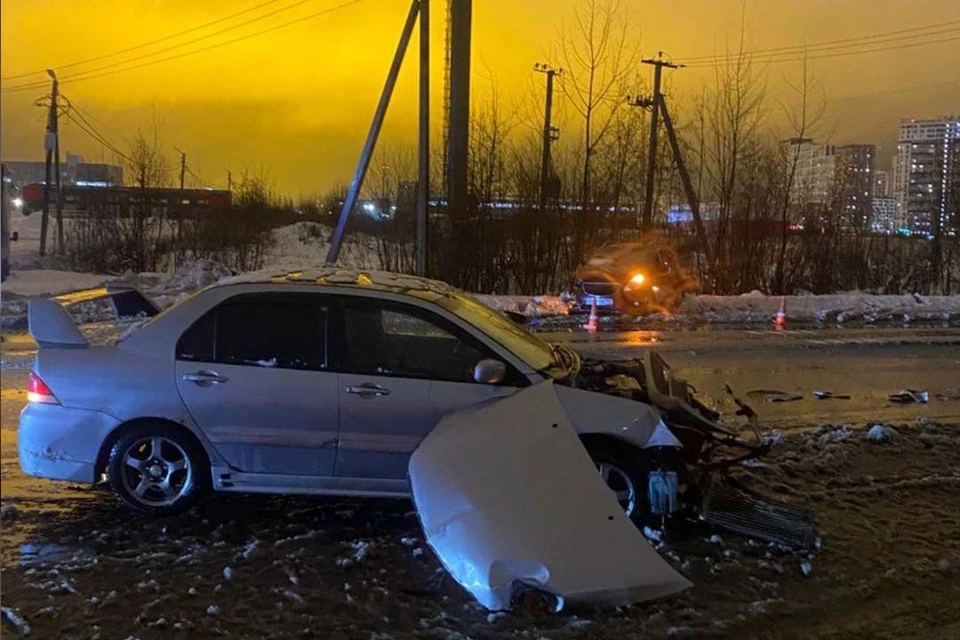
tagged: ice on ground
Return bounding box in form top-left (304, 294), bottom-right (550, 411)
top-left (801, 561), bottom-right (814, 576)
top-left (206, 604), bottom-right (220, 616)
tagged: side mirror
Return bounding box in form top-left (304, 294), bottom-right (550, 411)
top-left (474, 358), bottom-right (507, 385)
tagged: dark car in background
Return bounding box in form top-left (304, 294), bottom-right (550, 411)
top-left (574, 241), bottom-right (695, 314)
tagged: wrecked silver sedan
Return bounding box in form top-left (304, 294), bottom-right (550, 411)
top-left (19, 269), bottom-right (812, 610)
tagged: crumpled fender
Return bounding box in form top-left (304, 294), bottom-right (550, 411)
top-left (408, 381), bottom-right (691, 611)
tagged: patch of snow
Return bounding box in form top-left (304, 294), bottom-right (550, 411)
top-left (567, 617), bottom-right (592, 629)
top-left (762, 430), bottom-right (785, 446)
top-left (222, 566), bottom-right (233, 581)
top-left (800, 561), bottom-right (814, 577)
top-left (476, 294), bottom-right (571, 318)
top-left (206, 604), bottom-right (220, 616)
top-left (486, 612), bottom-right (507, 624)
top-left (710, 534), bottom-right (723, 545)
top-left (400, 537), bottom-right (418, 547)
top-left (238, 539), bottom-right (258, 560)
top-left (412, 548), bottom-right (425, 558)
top-left (642, 526), bottom-right (663, 542)
top-left (867, 424), bottom-right (892, 443)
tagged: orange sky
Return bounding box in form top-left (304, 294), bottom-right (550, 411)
top-left (2, 0), bottom-right (958, 195)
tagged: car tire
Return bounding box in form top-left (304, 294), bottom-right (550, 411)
top-left (584, 441), bottom-right (649, 524)
top-left (108, 423), bottom-right (209, 515)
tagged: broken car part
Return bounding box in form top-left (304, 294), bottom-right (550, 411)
top-left (409, 381), bottom-right (691, 611)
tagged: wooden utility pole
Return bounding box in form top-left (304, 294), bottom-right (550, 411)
top-left (639, 53), bottom-right (677, 230)
top-left (534, 63), bottom-right (561, 214)
top-left (40, 70), bottom-right (58, 257)
top-left (628, 55), bottom-right (710, 264)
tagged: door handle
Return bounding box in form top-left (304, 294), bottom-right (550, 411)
top-left (345, 383), bottom-right (390, 398)
top-left (182, 370), bottom-right (229, 386)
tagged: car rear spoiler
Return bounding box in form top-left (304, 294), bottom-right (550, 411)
top-left (28, 284), bottom-right (159, 348)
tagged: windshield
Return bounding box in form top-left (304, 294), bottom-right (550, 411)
top-left (438, 292), bottom-right (556, 372)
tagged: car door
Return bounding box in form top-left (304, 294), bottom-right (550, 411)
top-left (335, 295), bottom-right (521, 479)
top-left (175, 291), bottom-right (339, 476)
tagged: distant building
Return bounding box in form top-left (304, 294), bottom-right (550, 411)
top-left (835, 144), bottom-right (876, 230)
top-left (874, 169), bottom-right (890, 198)
top-left (1, 153), bottom-right (123, 190)
top-left (785, 139), bottom-right (836, 206)
top-left (893, 116), bottom-right (960, 237)
top-left (785, 139), bottom-right (876, 229)
top-left (871, 197), bottom-right (898, 234)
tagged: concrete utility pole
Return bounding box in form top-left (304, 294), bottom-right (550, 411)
top-left (326, 0), bottom-right (421, 266)
top-left (639, 53), bottom-right (678, 230)
top-left (416, 0), bottom-right (429, 276)
top-left (40, 69), bottom-right (58, 257)
top-left (1, 164), bottom-right (9, 282)
top-left (534, 63), bottom-right (561, 214)
top-left (446, 0), bottom-right (471, 219)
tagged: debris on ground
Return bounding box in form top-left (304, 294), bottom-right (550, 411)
top-left (1, 606), bottom-right (31, 636)
top-left (747, 389), bottom-right (803, 403)
top-left (887, 389), bottom-right (929, 404)
top-left (813, 390), bottom-right (851, 400)
top-left (866, 424), bottom-right (893, 443)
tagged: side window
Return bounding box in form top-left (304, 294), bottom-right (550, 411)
top-left (176, 294), bottom-right (328, 371)
top-left (342, 301), bottom-right (489, 383)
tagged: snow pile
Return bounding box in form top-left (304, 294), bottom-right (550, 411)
top-left (262, 221), bottom-right (379, 273)
top-left (682, 292), bottom-right (960, 325)
top-left (867, 424), bottom-right (893, 443)
top-left (1, 269), bottom-right (112, 297)
top-left (475, 294), bottom-right (571, 317)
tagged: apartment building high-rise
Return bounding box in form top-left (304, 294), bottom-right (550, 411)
top-left (873, 170), bottom-right (890, 198)
top-left (785, 139), bottom-right (876, 229)
top-left (893, 116), bottom-right (960, 237)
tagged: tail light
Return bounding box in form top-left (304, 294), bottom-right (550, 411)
top-left (27, 372), bottom-right (60, 405)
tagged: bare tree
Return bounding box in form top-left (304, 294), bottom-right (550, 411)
top-left (557, 0), bottom-right (637, 210)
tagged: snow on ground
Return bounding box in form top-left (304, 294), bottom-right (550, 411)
top-left (4, 220), bottom-right (960, 326)
top-left (683, 291), bottom-right (960, 325)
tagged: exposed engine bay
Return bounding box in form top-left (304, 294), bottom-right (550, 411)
top-left (558, 348), bottom-right (815, 550)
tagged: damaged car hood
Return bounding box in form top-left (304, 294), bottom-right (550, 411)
top-left (408, 381), bottom-right (691, 611)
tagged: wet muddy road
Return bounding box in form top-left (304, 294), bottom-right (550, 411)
top-left (2, 328), bottom-right (959, 639)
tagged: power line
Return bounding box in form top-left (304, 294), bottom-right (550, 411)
top-left (1, 0), bottom-right (286, 81)
top-left (61, 105), bottom-right (133, 163)
top-left (679, 19), bottom-right (960, 63)
top-left (1, 0), bottom-right (367, 93)
top-left (685, 33), bottom-right (960, 68)
top-left (2, 0), bottom-right (319, 92)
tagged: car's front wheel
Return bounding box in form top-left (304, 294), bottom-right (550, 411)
top-left (584, 441), bottom-right (648, 523)
top-left (108, 424), bottom-right (208, 514)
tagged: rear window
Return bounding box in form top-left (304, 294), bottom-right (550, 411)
top-left (176, 293), bottom-right (328, 371)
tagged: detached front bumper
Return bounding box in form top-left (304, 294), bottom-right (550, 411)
top-left (18, 403), bottom-right (121, 484)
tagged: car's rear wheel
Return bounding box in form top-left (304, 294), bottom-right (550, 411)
top-left (584, 442), bottom-right (648, 524)
top-left (108, 424), bottom-right (208, 514)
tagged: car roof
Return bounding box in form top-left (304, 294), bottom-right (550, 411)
top-left (212, 267), bottom-right (456, 299)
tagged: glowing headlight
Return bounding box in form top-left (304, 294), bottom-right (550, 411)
top-left (629, 273), bottom-right (646, 286)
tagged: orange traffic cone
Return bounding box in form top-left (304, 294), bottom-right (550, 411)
top-left (585, 298), bottom-right (599, 332)
top-left (773, 296), bottom-right (787, 330)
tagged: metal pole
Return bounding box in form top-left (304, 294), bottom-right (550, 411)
top-left (416, 0), bottom-right (430, 276)
top-left (641, 61), bottom-right (662, 230)
top-left (326, 0), bottom-right (420, 265)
